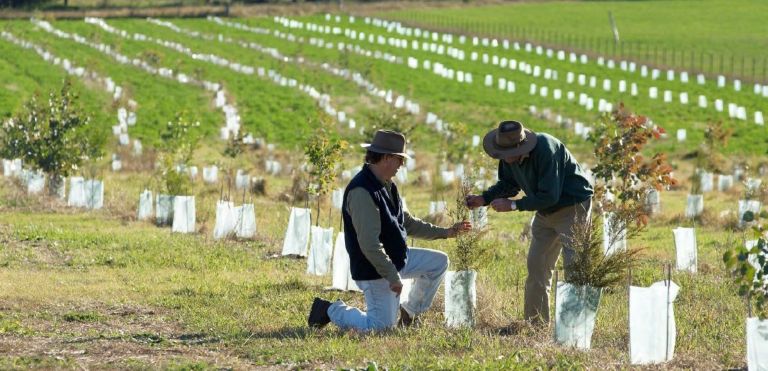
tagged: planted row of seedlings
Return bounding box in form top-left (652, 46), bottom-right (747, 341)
top-left (329, 13), bottom-right (768, 101)
top-left (277, 14), bottom-right (766, 126)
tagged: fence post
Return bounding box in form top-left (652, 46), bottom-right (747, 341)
top-left (752, 57), bottom-right (756, 82)
top-left (720, 54), bottom-right (724, 74)
top-left (763, 57), bottom-right (767, 83)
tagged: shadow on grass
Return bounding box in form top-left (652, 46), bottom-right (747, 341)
top-left (233, 326), bottom-right (314, 341)
top-left (63, 332), bottom-right (221, 345)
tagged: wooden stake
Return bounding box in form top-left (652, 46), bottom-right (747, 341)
top-left (665, 264), bottom-right (672, 361)
top-left (553, 269), bottom-right (559, 340)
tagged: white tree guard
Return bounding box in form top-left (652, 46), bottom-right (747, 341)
top-left (26, 171), bottom-right (45, 195)
top-left (747, 317), bottom-right (768, 371)
top-left (235, 203), bottom-right (257, 239)
top-left (281, 207), bottom-right (311, 256)
top-left (213, 200), bottom-right (237, 240)
top-left (331, 232), bottom-right (360, 291)
top-left (444, 270), bottom-right (477, 328)
top-left (67, 177), bottom-right (86, 207)
top-left (396, 167), bottom-right (408, 184)
top-left (555, 282), bottom-right (602, 349)
top-left (739, 200), bottom-right (762, 228)
top-left (137, 189), bottom-right (153, 220)
top-left (171, 196), bottom-right (196, 233)
top-left (235, 170), bottom-right (250, 189)
top-left (646, 189), bottom-right (661, 214)
top-left (84, 180), bottom-right (104, 209)
top-left (603, 212), bottom-right (627, 255)
top-left (700, 172), bottom-right (714, 192)
top-left (718, 175), bottom-right (734, 191)
top-left (673, 227), bottom-right (697, 273)
top-left (202, 166), bottom-right (218, 184)
top-left (441, 170), bottom-right (456, 185)
top-left (685, 194), bottom-right (704, 218)
top-left (429, 201), bottom-right (447, 215)
top-left (746, 178), bottom-right (763, 193)
top-left (455, 164), bottom-right (465, 180)
top-left (331, 188), bottom-right (344, 210)
top-left (156, 194), bottom-right (174, 226)
top-left (52, 177), bottom-right (66, 200)
top-left (307, 226), bottom-right (333, 275)
top-left (2, 158), bottom-right (22, 177)
top-left (471, 207), bottom-right (488, 229)
top-left (629, 281), bottom-right (680, 364)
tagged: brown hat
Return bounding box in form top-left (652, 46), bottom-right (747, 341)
top-left (483, 120), bottom-right (538, 159)
top-left (360, 130), bottom-right (412, 159)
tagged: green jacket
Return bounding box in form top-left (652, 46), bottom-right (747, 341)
top-left (481, 133), bottom-right (593, 214)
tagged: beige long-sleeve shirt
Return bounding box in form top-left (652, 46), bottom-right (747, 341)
top-left (346, 183), bottom-right (451, 285)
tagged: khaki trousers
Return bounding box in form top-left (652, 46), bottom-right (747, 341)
top-left (524, 199), bottom-right (592, 324)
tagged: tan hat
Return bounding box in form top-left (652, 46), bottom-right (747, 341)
top-left (360, 130), bottom-right (412, 159)
top-left (483, 120), bottom-right (538, 159)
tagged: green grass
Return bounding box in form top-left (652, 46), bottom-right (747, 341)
top-left (0, 161), bottom-right (759, 368)
top-left (381, 0), bottom-right (768, 82)
top-left (0, 5), bottom-right (766, 368)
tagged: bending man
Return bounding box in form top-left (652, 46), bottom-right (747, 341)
top-left (466, 121), bottom-right (593, 324)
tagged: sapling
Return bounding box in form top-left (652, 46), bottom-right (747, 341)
top-left (445, 175), bottom-right (489, 327)
top-left (450, 175), bottom-right (489, 272)
top-left (156, 112), bottom-right (199, 196)
top-left (0, 79), bottom-right (104, 197)
top-left (304, 114), bottom-right (347, 226)
top-left (724, 227), bottom-right (768, 319)
top-left (575, 106), bottom-right (675, 286)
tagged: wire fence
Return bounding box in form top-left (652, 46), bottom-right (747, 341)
top-left (390, 12), bottom-right (768, 86)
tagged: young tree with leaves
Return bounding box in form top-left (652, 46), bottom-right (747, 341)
top-left (304, 114), bottom-right (348, 226)
top-left (724, 227), bottom-right (768, 319)
top-left (0, 79), bottom-right (104, 196)
top-left (588, 105), bottom-right (676, 231)
top-left (568, 106), bottom-right (676, 289)
top-left (156, 112), bottom-right (200, 195)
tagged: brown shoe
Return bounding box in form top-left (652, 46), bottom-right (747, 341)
top-left (397, 306), bottom-right (419, 327)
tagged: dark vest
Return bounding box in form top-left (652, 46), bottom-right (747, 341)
top-left (342, 164), bottom-right (408, 281)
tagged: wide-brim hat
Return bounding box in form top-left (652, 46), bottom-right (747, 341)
top-left (360, 129), bottom-right (412, 159)
top-left (483, 120), bottom-right (538, 159)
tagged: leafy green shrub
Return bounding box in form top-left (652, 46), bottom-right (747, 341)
top-left (588, 105), bottom-right (676, 234)
top-left (304, 113), bottom-right (347, 225)
top-left (572, 105), bottom-right (674, 287)
top-left (156, 112), bottom-right (199, 195)
top-left (723, 228), bottom-right (768, 319)
top-left (0, 79), bottom-right (104, 195)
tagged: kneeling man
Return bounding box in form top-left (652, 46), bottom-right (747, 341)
top-left (308, 130), bottom-right (470, 331)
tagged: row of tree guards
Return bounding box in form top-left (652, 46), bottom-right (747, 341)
top-left (388, 12), bottom-right (768, 85)
top-left (269, 13), bottom-right (766, 136)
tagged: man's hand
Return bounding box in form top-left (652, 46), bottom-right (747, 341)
top-left (447, 220), bottom-right (473, 237)
top-left (465, 195), bottom-right (485, 209)
top-left (490, 198), bottom-right (517, 212)
top-left (390, 281), bottom-right (403, 296)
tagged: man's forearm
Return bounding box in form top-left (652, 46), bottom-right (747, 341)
top-left (404, 212), bottom-right (450, 240)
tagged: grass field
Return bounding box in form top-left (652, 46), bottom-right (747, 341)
top-left (381, 0), bottom-right (768, 83)
top-left (0, 1), bottom-right (767, 369)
